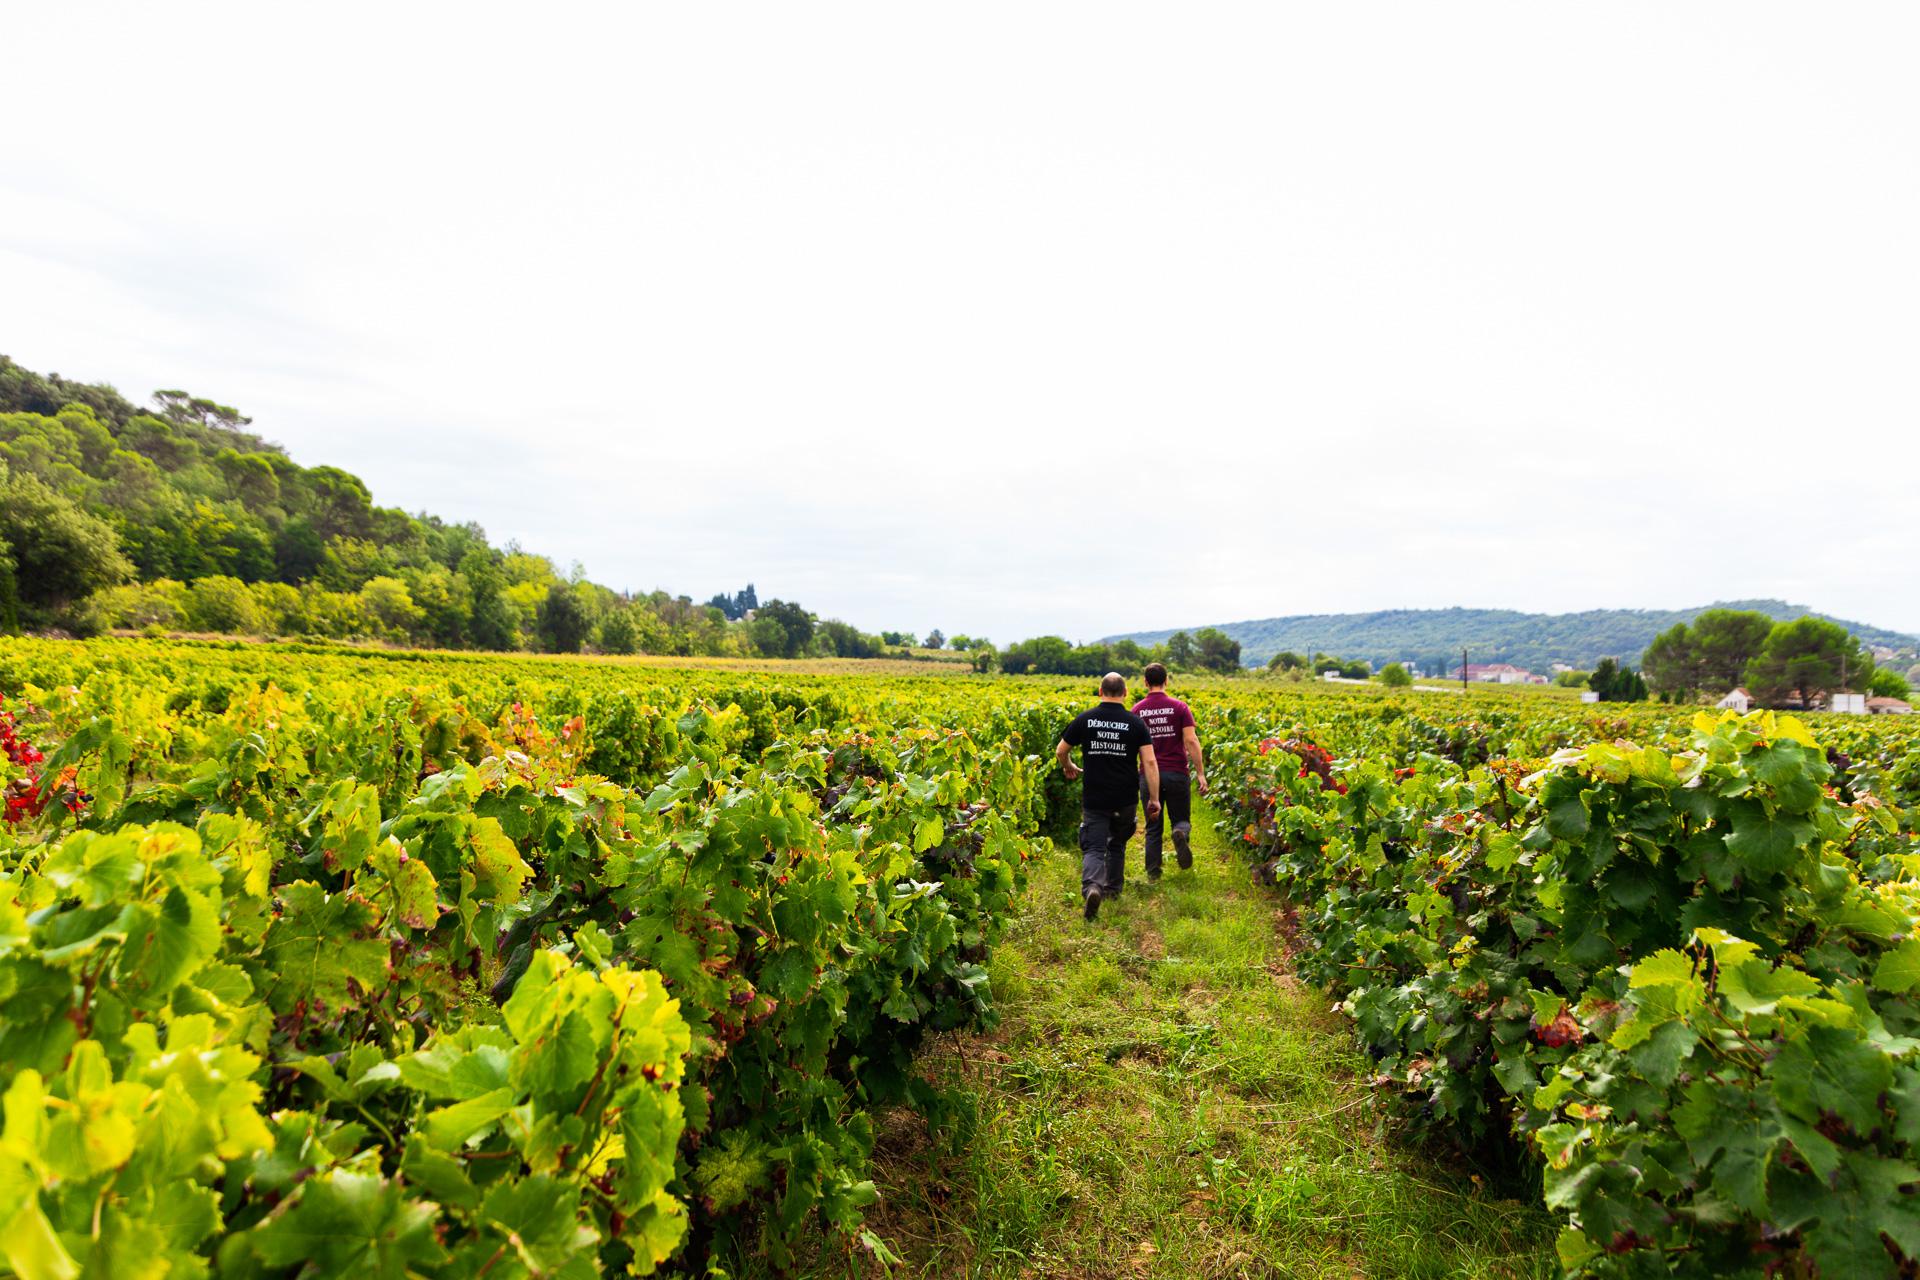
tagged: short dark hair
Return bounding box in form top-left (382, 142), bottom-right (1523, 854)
top-left (1143, 662), bottom-right (1168, 688)
top-left (1099, 673), bottom-right (1127, 698)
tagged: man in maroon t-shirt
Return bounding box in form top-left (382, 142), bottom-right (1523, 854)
top-left (1132, 662), bottom-right (1206, 879)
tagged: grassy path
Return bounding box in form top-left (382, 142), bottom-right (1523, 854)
top-left (798, 805), bottom-right (1555, 1279)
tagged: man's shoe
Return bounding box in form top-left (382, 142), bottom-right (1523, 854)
top-left (1083, 888), bottom-right (1102, 921)
top-left (1147, 869), bottom-right (1162, 884)
top-left (1173, 827), bottom-right (1192, 868)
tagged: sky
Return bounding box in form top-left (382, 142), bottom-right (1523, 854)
top-left (4, 4), bottom-right (1917, 642)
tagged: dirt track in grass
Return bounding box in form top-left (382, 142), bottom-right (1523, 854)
top-left (769, 803), bottom-right (1555, 1279)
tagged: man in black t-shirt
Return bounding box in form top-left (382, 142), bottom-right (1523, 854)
top-left (1057, 672), bottom-right (1161, 921)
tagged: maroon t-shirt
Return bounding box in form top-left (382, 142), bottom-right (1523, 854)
top-left (1132, 691), bottom-right (1195, 775)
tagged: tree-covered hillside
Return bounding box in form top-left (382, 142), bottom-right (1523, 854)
top-left (0, 355), bottom-right (910, 658)
top-left (1107, 603), bottom-right (1919, 673)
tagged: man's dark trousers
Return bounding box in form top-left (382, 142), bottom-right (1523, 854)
top-left (1141, 772), bottom-right (1192, 875)
top-left (1080, 804), bottom-right (1137, 898)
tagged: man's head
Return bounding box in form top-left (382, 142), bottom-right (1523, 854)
top-left (1143, 662), bottom-right (1168, 690)
top-left (1098, 672), bottom-right (1127, 700)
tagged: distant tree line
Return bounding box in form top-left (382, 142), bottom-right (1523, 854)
top-left (1266, 650), bottom-right (1375, 680)
top-left (994, 627), bottom-right (1241, 678)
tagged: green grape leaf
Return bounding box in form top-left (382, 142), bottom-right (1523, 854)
top-left (476, 1174), bottom-right (598, 1273)
top-left (467, 817), bottom-right (532, 905)
top-left (765, 947), bottom-right (816, 1001)
top-left (260, 883), bottom-right (391, 1013)
top-left (0, 1198), bottom-right (79, 1280)
top-left (1527, 989), bottom-right (1565, 1023)
top-left (1706, 1118), bottom-right (1783, 1217)
top-left (312, 781), bottom-right (383, 873)
top-left (1722, 800), bottom-right (1812, 876)
top-left (1774, 1154), bottom-right (1920, 1278)
top-left (515, 1010), bottom-right (600, 1107)
top-left (1718, 956), bottom-right (1822, 1016)
top-left (400, 1033), bottom-right (513, 1101)
top-left (1771, 1025), bottom-right (1893, 1136)
top-left (1628, 949), bottom-right (1696, 990)
top-left (398, 1143), bottom-right (481, 1212)
top-left (622, 1189), bottom-right (691, 1276)
top-left (41, 826), bottom-right (148, 907)
top-left (1541, 775), bottom-right (1590, 841)
top-left (112, 884), bottom-right (220, 1008)
top-left (1628, 1018), bottom-right (1697, 1089)
top-left (1895, 1067), bottom-right (1920, 1147)
top-left (243, 1169), bottom-right (448, 1277)
top-left (1555, 1227), bottom-right (1599, 1271)
top-left (188, 960), bottom-right (255, 1008)
top-left (364, 839), bottom-right (440, 930)
top-left (1872, 938), bottom-right (1920, 994)
top-left (1749, 743), bottom-right (1824, 813)
top-left (421, 1087), bottom-right (516, 1150)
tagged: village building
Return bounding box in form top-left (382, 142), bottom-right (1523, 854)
top-left (1451, 662), bottom-right (1543, 684)
top-left (1867, 696), bottom-right (1913, 715)
top-left (1718, 689), bottom-right (1876, 714)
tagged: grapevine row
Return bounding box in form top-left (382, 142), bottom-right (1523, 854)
top-left (0, 638), bottom-right (1080, 1275)
top-left (1208, 700), bottom-right (1920, 1277)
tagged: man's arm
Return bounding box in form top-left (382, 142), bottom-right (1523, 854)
top-left (1055, 738), bottom-right (1080, 780)
top-left (1140, 745), bottom-right (1161, 816)
top-left (1183, 724), bottom-right (1207, 795)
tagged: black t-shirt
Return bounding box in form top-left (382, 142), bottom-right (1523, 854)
top-left (1061, 702), bottom-right (1153, 811)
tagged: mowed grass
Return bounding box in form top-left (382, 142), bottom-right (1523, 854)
top-left (773, 804), bottom-right (1555, 1279)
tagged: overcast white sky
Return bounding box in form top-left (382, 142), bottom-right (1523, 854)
top-left (5, 4), bottom-right (1917, 641)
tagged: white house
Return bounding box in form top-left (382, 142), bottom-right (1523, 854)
top-left (1867, 696), bottom-right (1912, 716)
top-left (1715, 688), bottom-right (1753, 712)
top-left (1453, 662), bottom-right (1536, 684)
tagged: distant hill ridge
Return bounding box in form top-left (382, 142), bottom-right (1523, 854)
top-left (1105, 601), bottom-right (1920, 672)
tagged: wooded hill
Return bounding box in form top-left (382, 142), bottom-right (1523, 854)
top-left (1107, 603), bottom-right (1920, 673)
top-left (0, 355), bottom-right (891, 658)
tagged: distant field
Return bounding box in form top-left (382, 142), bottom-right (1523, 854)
top-left (102, 627), bottom-right (981, 674)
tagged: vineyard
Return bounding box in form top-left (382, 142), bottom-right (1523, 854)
top-left (1, 639), bottom-right (1917, 1277)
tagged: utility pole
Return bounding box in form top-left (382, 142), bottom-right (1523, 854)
top-left (1462, 647), bottom-right (1469, 695)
